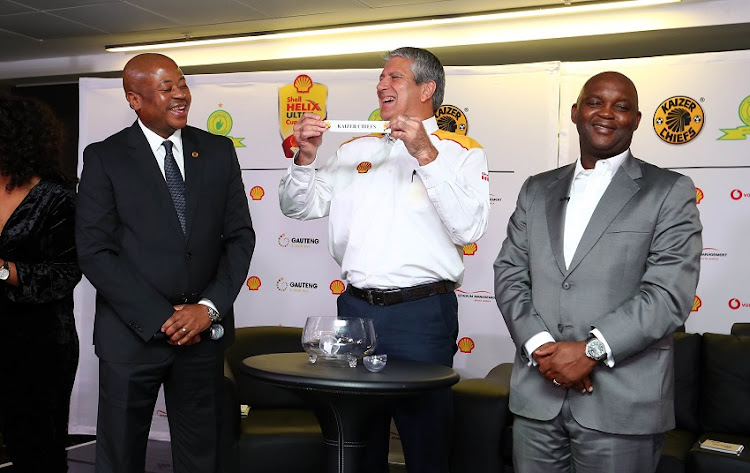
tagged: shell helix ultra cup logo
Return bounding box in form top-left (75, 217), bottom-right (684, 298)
top-left (653, 96), bottom-right (704, 145)
top-left (458, 337), bottom-right (475, 353)
top-left (249, 186), bottom-right (265, 201)
top-left (330, 280), bottom-right (346, 295)
top-left (207, 109), bottom-right (245, 147)
top-left (435, 105), bottom-right (468, 135)
top-left (280, 75), bottom-right (328, 158)
top-left (463, 243), bottom-right (478, 256)
top-left (692, 296), bottom-right (702, 312)
top-left (246, 276), bottom-right (261, 291)
top-left (719, 95), bottom-right (750, 140)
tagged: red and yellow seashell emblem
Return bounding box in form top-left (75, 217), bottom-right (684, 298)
top-left (457, 337), bottom-right (475, 353)
top-left (695, 187), bottom-right (704, 204)
top-left (246, 276), bottom-right (261, 291)
top-left (249, 186), bottom-right (265, 201)
top-left (357, 162), bottom-right (372, 174)
top-left (692, 295), bottom-right (702, 312)
top-left (294, 74), bottom-right (314, 93)
top-left (463, 243), bottom-right (478, 256)
top-left (329, 280), bottom-right (346, 295)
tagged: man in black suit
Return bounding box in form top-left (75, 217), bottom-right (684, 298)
top-left (76, 53), bottom-right (254, 473)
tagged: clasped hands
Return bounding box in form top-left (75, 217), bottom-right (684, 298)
top-left (533, 341), bottom-right (596, 393)
top-left (292, 113), bottom-right (438, 166)
top-left (160, 304), bottom-right (212, 346)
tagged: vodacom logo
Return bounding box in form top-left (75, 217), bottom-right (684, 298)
top-left (731, 189), bottom-right (743, 200)
top-left (729, 298), bottom-right (742, 310)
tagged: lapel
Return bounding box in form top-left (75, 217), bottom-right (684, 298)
top-left (545, 164), bottom-right (575, 275)
top-left (181, 126), bottom-right (205, 238)
top-left (565, 153), bottom-right (643, 274)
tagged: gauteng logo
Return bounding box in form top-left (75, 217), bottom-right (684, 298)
top-left (330, 280), bottom-right (346, 295)
top-left (435, 105), bottom-right (468, 135)
top-left (279, 74), bottom-right (328, 158)
top-left (278, 234), bottom-right (290, 247)
top-left (696, 187), bottom-right (704, 204)
top-left (719, 95), bottom-right (750, 140)
top-left (207, 108), bottom-right (245, 147)
top-left (276, 278), bottom-right (288, 291)
top-left (653, 96), bottom-right (704, 144)
top-left (692, 296), bottom-right (701, 312)
top-left (463, 243), bottom-right (478, 256)
top-left (249, 186), bottom-right (265, 201)
top-left (246, 276), bottom-right (261, 291)
top-left (457, 337), bottom-right (475, 353)
top-left (357, 162), bottom-right (372, 174)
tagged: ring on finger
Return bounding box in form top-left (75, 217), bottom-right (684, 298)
top-left (553, 379), bottom-right (561, 386)
top-left (181, 327), bottom-right (187, 333)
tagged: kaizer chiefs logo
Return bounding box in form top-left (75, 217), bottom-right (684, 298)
top-left (653, 96), bottom-right (704, 144)
top-left (435, 105), bottom-right (468, 135)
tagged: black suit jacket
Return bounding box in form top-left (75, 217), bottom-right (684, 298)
top-left (76, 122), bottom-right (254, 363)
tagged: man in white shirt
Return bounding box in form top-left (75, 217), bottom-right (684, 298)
top-left (494, 71), bottom-right (702, 473)
top-left (279, 47), bottom-right (489, 473)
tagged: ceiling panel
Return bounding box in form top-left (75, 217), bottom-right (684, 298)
top-left (13, 0), bottom-right (119, 7)
top-left (239, 0), bottom-right (369, 18)
top-left (0, 12), bottom-right (102, 39)
top-left (0, 1), bottom-right (32, 15)
top-left (52, 3), bottom-right (180, 34)
top-left (127, 0), bottom-right (270, 26)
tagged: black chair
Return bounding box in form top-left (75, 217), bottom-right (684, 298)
top-left (222, 326), bottom-right (326, 473)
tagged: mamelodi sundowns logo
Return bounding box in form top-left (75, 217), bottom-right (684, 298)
top-left (719, 95), bottom-right (750, 140)
top-left (206, 107), bottom-right (245, 147)
top-left (249, 186), bottom-right (264, 201)
top-left (246, 276), bottom-right (261, 291)
top-left (463, 243), bottom-right (478, 256)
top-left (435, 105), bottom-right (468, 135)
top-left (653, 96), bottom-right (704, 144)
top-left (692, 296), bottom-right (702, 312)
top-left (279, 74), bottom-right (328, 158)
top-left (458, 337), bottom-right (475, 353)
top-left (330, 280), bottom-right (346, 295)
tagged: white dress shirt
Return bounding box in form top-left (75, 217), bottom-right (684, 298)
top-left (524, 150), bottom-right (630, 368)
top-left (278, 116), bottom-right (490, 289)
top-left (137, 120), bottom-right (218, 316)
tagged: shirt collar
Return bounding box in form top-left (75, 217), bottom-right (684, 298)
top-left (573, 148), bottom-right (629, 180)
top-left (137, 119), bottom-right (183, 156)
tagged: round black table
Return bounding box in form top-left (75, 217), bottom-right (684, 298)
top-left (241, 352), bottom-right (459, 473)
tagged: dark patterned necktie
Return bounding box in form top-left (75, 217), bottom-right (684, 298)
top-left (162, 140), bottom-right (186, 233)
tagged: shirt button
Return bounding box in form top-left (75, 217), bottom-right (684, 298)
top-left (562, 282), bottom-right (571, 290)
top-left (185, 252), bottom-right (192, 260)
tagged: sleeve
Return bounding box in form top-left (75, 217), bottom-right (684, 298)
top-left (75, 144), bottom-right (176, 340)
top-left (197, 141), bottom-right (255, 315)
top-left (493, 176), bottom-right (552, 356)
top-left (278, 151), bottom-right (337, 221)
top-left (592, 174), bottom-right (702, 361)
top-left (2, 190), bottom-right (82, 304)
top-left (417, 145), bottom-right (490, 245)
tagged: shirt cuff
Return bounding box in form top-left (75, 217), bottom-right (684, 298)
top-left (524, 332), bottom-right (556, 366)
top-left (590, 328), bottom-right (615, 367)
top-left (198, 299), bottom-right (219, 317)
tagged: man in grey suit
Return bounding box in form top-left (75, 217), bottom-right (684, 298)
top-left (494, 71), bottom-right (702, 473)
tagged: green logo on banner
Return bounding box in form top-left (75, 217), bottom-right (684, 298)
top-left (718, 95), bottom-right (750, 140)
top-left (207, 109), bottom-right (245, 147)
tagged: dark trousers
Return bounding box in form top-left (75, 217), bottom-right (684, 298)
top-left (0, 337), bottom-right (78, 473)
top-left (337, 289), bottom-right (458, 473)
top-left (95, 343), bottom-right (223, 473)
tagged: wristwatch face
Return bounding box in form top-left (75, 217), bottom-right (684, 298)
top-left (0, 262), bottom-right (9, 281)
top-left (586, 338), bottom-right (607, 361)
top-left (207, 306), bottom-right (220, 322)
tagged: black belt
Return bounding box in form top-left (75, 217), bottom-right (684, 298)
top-left (347, 281), bottom-right (455, 306)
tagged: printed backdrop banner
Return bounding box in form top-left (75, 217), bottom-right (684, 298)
top-left (71, 62), bottom-right (561, 438)
top-left (71, 51), bottom-right (749, 438)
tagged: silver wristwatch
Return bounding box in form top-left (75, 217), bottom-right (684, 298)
top-left (206, 305), bottom-right (221, 323)
top-left (585, 334), bottom-right (607, 361)
top-left (0, 260), bottom-right (9, 281)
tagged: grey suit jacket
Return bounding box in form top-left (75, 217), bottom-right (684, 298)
top-left (494, 152), bottom-right (702, 435)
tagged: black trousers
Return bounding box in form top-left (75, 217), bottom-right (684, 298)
top-left (337, 290), bottom-right (459, 473)
top-left (0, 336), bottom-right (78, 473)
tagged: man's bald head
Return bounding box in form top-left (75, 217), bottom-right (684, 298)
top-left (123, 53), bottom-right (178, 95)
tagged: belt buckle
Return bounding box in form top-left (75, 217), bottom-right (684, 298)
top-left (366, 290), bottom-right (375, 305)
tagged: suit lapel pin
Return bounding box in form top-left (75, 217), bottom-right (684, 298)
top-left (191, 151), bottom-right (199, 158)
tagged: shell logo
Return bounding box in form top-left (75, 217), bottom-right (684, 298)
top-left (457, 337), bottom-right (475, 353)
top-left (692, 295), bottom-right (701, 312)
top-left (463, 243), bottom-right (478, 256)
top-left (357, 162), bottom-right (372, 174)
top-left (696, 188), bottom-right (703, 204)
top-left (249, 186), bottom-right (265, 201)
top-left (246, 276), bottom-right (261, 291)
top-left (294, 74), bottom-right (313, 93)
top-left (330, 280), bottom-right (346, 295)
